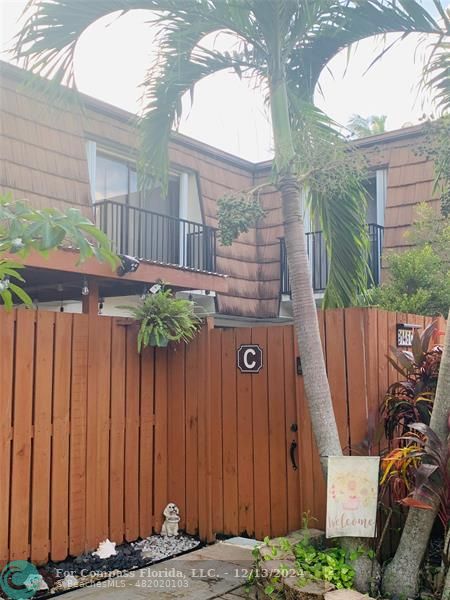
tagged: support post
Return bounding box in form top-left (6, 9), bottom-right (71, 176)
top-left (82, 279), bottom-right (99, 317)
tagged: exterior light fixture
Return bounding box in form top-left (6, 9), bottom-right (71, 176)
top-left (81, 278), bottom-right (89, 296)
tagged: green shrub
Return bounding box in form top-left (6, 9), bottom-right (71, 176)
top-left (293, 541), bottom-right (356, 589)
top-left (363, 204), bottom-right (450, 316)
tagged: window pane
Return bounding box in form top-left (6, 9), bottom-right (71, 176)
top-left (129, 169), bottom-right (138, 194)
top-left (95, 155), bottom-right (129, 201)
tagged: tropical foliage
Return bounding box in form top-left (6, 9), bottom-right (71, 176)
top-left (399, 422), bottom-right (449, 529)
top-left (217, 193), bottom-right (266, 247)
top-left (422, 2), bottom-right (450, 117)
top-left (419, 116), bottom-right (450, 215)
top-left (121, 287), bottom-right (202, 350)
top-left (251, 536), bottom-right (358, 593)
top-left (0, 193), bottom-right (117, 307)
top-left (364, 204), bottom-right (450, 316)
top-left (347, 114), bottom-right (387, 138)
top-left (380, 323), bottom-right (442, 499)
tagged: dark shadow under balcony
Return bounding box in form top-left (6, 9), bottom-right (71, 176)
top-left (280, 224), bottom-right (384, 296)
top-left (94, 199), bottom-right (218, 273)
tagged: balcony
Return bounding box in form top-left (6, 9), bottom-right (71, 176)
top-left (280, 223), bottom-right (384, 295)
top-left (94, 200), bottom-right (217, 273)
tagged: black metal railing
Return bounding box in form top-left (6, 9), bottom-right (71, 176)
top-left (94, 200), bottom-right (217, 272)
top-left (280, 223), bottom-right (384, 295)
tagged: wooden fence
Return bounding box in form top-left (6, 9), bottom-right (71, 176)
top-left (0, 307), bottom-right (444, 565)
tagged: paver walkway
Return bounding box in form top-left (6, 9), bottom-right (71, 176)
top-left (61, 538), bottom-right (258, 599)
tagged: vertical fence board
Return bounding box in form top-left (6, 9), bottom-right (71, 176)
top-left (185, 336), bottom-right (199, 534)
top-left (154, 346), bottom-right (169, 534)
top-left (51, 313), bottom-right (73, 561)
top-left (283, 327), bottom-right (301, 532)
top-left (69, 314), bottom-right (88, 557)
top-left (387, 312), bottom-right (400, 385)
top-left (221, 329), bottom-right (238, 535)
top-left (86, 315), bottom-right (99, 550)
top-left (365, 309), bottom-right (380, 454)
top-left (31, 312), bottom-right (55, 564)
top-left (197, 327), bottom-right (213, 541)
top-left (10, 310), bottom-right (35, 561)
top-left (139, 345), bottom-right (154, 538)
top-left (109, 322), bottom-right (126, 544)
top-left (311, 312), bottom-right (327, 525)
top-left (125, 327), bottom-right (140, 541)
top-left (325, 309), bottom-right (350, 451)
top-left (96, 317), bottom-right (112, 545)
top-left (377, 310), bottom-right (389, 419)
top-left (236, 328), bottom-right (254, 537)
top-left (267, 327), bottom-right (287, 537)
top-left (210, 329), bottom-right (224, 535)
top-left (167, 344), bottom-right (185, 529)
top-left (251, 327), bottom-right (271, 540)
top-left (344, 308), bottom-right (369, 453)
top-left (0, 310), bottom-right (15, 565)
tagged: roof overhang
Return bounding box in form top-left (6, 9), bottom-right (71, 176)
top-left (11, 247), bottom-right (228, 294)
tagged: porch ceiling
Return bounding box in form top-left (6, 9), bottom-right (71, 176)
top-left (12, 247), bottom-right (228, 298)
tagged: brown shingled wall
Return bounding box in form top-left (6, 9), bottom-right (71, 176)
top-left (0, 72), bottom-right (92, 213)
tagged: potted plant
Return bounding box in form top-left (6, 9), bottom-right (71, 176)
top-left (121, 287), bottom-right (202, 351)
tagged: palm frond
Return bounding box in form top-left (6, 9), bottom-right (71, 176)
top-left (138, 3), bottom-right (264, 190)
top-left (14, 1), bottom-right (167, 84)
top-left (290, 102), bottom-right (370, 307)
top-left (423, 40), bottom-right (450, 115)
top-left (285, 0), bottom-right (441, 105)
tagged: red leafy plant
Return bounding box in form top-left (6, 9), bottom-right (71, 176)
top-left (380, 321), bottom-right (442, 501)
top-left (399, 421), bottom-right (450, 529)
top-left (382, 321), bottom-right (441, 442)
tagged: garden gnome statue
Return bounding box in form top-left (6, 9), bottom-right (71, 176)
top-left (161, 503), bottom-right (180, 536)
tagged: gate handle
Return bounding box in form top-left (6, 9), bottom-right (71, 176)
top-left (290, 440), bottom-right (298, 470)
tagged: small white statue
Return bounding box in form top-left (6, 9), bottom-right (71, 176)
top-left (161, 503), bottom-right (180, 537)
top-left (92, 538), bottom-right (117, 559)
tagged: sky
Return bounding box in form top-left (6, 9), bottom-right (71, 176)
top-left (1, 0), bottom-right (448, 162)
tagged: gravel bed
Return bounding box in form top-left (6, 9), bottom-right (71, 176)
top-left (0, 534), bottom-right (201, 599)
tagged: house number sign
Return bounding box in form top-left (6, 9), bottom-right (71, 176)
top-left (237, 344), bottom-right (263, 373)
top-left (396, 323), bottom-right (420, 347)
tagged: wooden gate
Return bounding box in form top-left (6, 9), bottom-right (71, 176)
top-left (0, 307), bottom-right (443, 565)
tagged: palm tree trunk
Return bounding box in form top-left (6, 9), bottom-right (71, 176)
top-left (270, 75), bottom-right (342, 470)
top-left (280, 174), bottom-right (342, 467)
top-left (382, 310), bottom-right (450, 598)
top-left (271, 77), bottom-right (378, 593)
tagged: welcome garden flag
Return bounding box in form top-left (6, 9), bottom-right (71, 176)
top-left (326, 456), bottom-right (380, 538)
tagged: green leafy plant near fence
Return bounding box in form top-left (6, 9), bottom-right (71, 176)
top-left (363, 204), bottom-right (450, 316)
top-left (121, 287), bottom-right (202, 350)
top-left (0, 193), bottom-right (118, 307)
top-left (249, 534), bottom-right (367, 595)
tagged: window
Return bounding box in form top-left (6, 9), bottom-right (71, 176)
top-left (95, 154), bottom-right (137, 201)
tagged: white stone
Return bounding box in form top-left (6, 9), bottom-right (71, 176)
top-left (92, 538), bottom-right (117, 559)
top-left (24, 573), bottom-right (48, 592)
top-left (61, 574), bottom-right (78, 589)
top-left (160, 503), bottom-right (181, 537)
